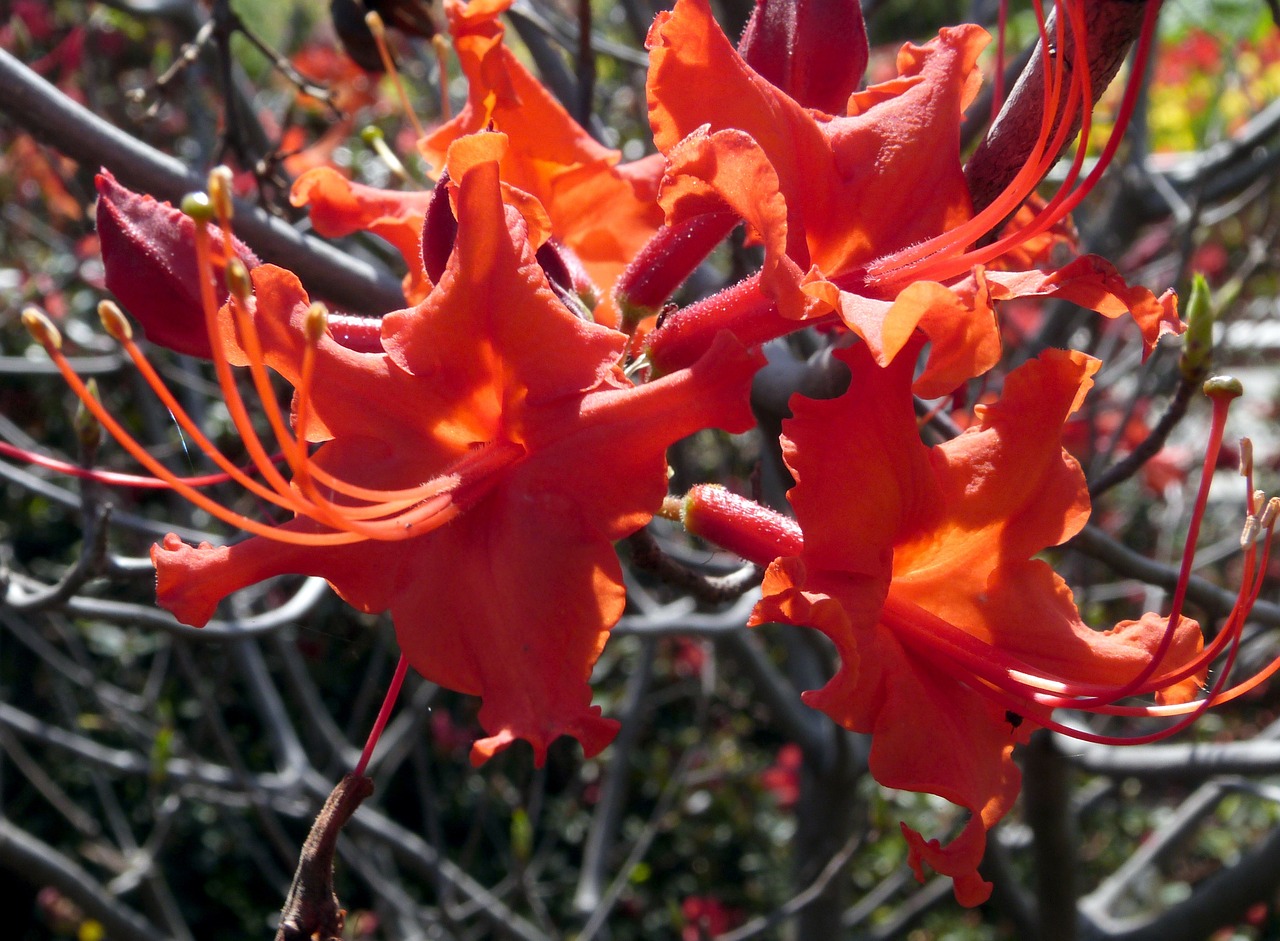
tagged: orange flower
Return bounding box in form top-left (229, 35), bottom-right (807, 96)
top-left (38, 154), bottom-right (760, 765)
top-left (748, 344), bottom-right (1212, 903)
top-left (644, 0), bottom-right (1181, 392)
top-left (420, 0), bottom-right (664, 321)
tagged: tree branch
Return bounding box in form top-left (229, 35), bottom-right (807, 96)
top-left (0, 49), bottom-right (405, 317)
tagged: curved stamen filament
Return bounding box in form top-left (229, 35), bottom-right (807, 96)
top-left (190, 222), bottom-right (494, 537)
top-left (365, 10), bottom-right (427, 139)
top-left (33, 310), bottom-right (506, 544)
top-left (866, 0), bottom-right (1154, 289)
top-left (1069, 383), bottom-right (1238, 707)
top-left (885, 493), bottom-right (1276, 746)
top-left (24, 308), bottom-right (376, 545)
top-left (0, 438), bottom-right (264, 489)
top-left (865, 0), bottom-right (1078, 279)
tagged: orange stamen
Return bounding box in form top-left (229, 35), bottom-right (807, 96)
top-left (366, 10), bottom-right (427, 139)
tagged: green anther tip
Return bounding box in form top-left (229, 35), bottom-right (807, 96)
top-left (181, 192), bottom-right (214, 222)
top-left (1203, 375), bottom-right (1244, 400)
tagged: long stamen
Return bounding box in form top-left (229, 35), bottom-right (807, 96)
top-left (865, 0), bottom-right (1074, 280)
top-left (868, 0), bottom-right (1157, 289)
top-left (432, 34), bottom-right (452, 122)
top-left (100, 298), bottom-right (320, 513)
top-left (911, 0), bottom-right (1161, 280)
top-left (22, 307), bottom-right (364, 545)
top-left (1072, 377), bottom-right (1242, 707)
top-left (0, 438), bottom-right (260, 489)
top-left (188, 196), bottom-right (447, 532)
top-left (353, 654), bottom-right (409, 778)
top-left (366, 10), bottom-right (427, 139)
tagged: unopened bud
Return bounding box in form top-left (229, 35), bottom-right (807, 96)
top-left (97, 299), bottom-right (133, 342)
top-left (74, 378), bottom-right (103, 453)
top-left (208, 166), bottom-right (234, 222)
top-left (22, 306), bottom-right (62, 350)
top-left (225, 258), bottom-right (252, 302)
top-left (681, 484), bottom-right (802, 564)
top-left (1179, 274), bottom-right (1214, 382)
top-left (1203, 375), bottom-right (1243, 401)
top-left (1240, 438), bottom-right (1254, 478)
top-left (181, 191), bottom-right (214, 223)
top-left (304, 302), bottom-right (329, 343)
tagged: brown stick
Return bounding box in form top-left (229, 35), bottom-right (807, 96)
top-left (274, 773), bottom-right (376, 941)
top-left (965, 0), bottom-right (1151, 214)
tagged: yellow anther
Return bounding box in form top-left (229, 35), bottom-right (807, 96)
top-left (97, 299), bottom-right (134, 342)
top-left (22, 306), bottom-right (62, 350)
top-left (365, 9), bottom-right (386, 38)
top-left (208, 166), bottom-right (235, 222)
top-left (226, 258), bottom-right (253, 302)
top-left (304, 302), bottom-right (329, 344)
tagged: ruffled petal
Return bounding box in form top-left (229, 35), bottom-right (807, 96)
top-left (892, 348), bottom-right (1099, 613)
top-left (386, 490), bottom-right (623, 766)
top-left (380, 159), bottom-right (627, 420)
top-left (983, 256), bottom-right (1184, 358)
top-left (424, 0), bottom-right (662, 307)
top-left (290, 167), bottom-right (433, 302)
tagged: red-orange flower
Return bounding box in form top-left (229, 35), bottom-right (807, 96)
top-left (420, 0), bottom-right (665, 321)
top-left (71, 153), bottom-right (760, 765)
top-left (748, 343), bottom-right (1204, 905)
top-left (644, 0), bottom-right (1181, 392)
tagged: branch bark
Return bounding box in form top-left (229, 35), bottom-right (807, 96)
top-left (0, 48), bottom-right (405, 318)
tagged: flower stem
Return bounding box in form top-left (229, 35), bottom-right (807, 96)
top-left (353, 653), bottom-right (410, 778)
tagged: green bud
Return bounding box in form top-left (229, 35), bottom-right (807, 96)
top-left (1179, 273), bottom-right (1214, 382)
top-left (75, 378), bottom-right (103, 454)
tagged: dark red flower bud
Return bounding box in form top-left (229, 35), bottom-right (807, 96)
top-left (421, 171), bottom-right (457, 285)
top-left (737, 0), bottom-right (868, 114)
top-left (95, 169), bottom-right (260, 360)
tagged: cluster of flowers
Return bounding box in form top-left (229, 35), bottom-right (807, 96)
top-left (19, 0), bottom-right (1280, 906)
